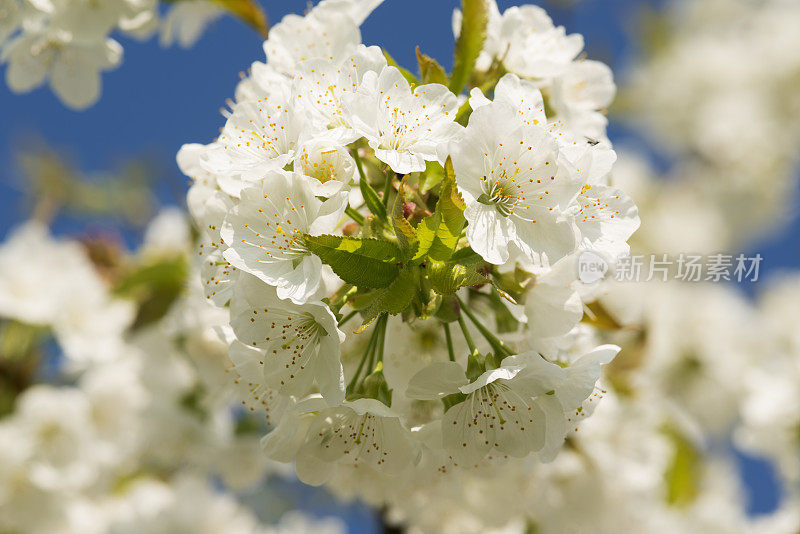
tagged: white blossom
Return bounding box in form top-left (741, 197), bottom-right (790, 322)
top-left (343, 66), bottom-right (461, 174)
top-left (451, 100), bottom-right (580, 266)
top-left (220, 170), bottom-right (348, 304)
top-left (228, 274), bottom-right (346, 404)
top-left (292, 398), bottom-right (420, 485)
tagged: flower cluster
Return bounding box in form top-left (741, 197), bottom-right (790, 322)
top-left (0, 213), bottom-right (345, 534)
top-left (181, 0), bottom-right (639, 491)
top-left (625, 0), bottom-right (800, 248)
top-left (0, 0), bottom-right (226, 108)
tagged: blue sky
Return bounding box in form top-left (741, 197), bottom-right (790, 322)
top-left (0, 0), bottom-right (795, 529)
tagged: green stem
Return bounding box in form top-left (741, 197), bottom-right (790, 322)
top-left (352, 149), bottom-right (367, 183)
top-left (382, 171), bottom-right (395, 209)
top-left (378, 314), bottom-right (387, 360)
top-left (457, 313), bottom-right (478, 356)
top-left (369, 314), bottom-right (388, 371)
top-left (345, 206), bottom-right (364, 225)
top-left (338, 310), bottom-right (358, 328)
top-left (443, 322), bottom-right (455, 362)
top-left (457, 296), bottom-right (514, 358)
top-left (347, 324), bottom-right (381, 393)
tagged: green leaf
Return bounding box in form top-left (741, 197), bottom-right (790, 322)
top-left (449, 246), bottom-right (483, 265)
top-left (419, 161), bottom-right (445, 194)
top-left (359, 170), bottom-right (388, 222)
top-left (415, 46), bottom-right (448, 85)
top-left (414, 157), bottom-right (466, 262)
top-left (428, 260), bottom-right (488, 295)
top-left (113, 256), bottom-right (187, 331)
top-left (303, 234), bottom-right (401, 289)
top-left (449, 0), bottom-right (489, 94)
top-left (383, 49), bottom-right (420, 86)
top-left (358, 267), bottom-right (418, 329)
top-left (208, 0), bottom-right (269, 37)
top-left (349, 290), bottom-right (381, 311)
top-left (391, 176), bottom-right (418, 258)
top-left (664, 429), bottom-right (700, 507)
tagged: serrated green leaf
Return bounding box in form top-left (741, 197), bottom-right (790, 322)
top-left (414, 158), bottom-right (466, 262)
top-left (383, 49), bottom-right (419, 86)
top-left (303, 235), bottom-right (401, 288)
top-left (359, 267), bottom-right (418, 328)
top-left (429, 261), bottom-right (488, 295)
top-left (416, 46), bottom-right (448, 85)
top-left (449, 0), bottom-right (489, 94)
top-left (449, 246), bottom-right (483, 265)
top-left (391, 176), bottom-right (418, 258)
top-left (208, 0), bottom-right (269, 37)
top-left (349, 290), bottom-right (381, 311)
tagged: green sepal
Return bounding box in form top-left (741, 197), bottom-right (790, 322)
top-left (349, 362), bottom-right (393, 408)
top-left (465, 351), bottom-right (487, 382)
top-left (471, 288), bottom-right (520, 333)
top-left (455, 98), bottom-right (472, 126)
top-left (491, 266), bottom-right (535, 304)
top-left (442, 391), bottom-right (467, 412)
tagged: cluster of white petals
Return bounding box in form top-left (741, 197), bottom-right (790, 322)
top-left (0, 0), bottom-right (222, 108)
top-left (179, 0), bottom-right (641, 513)
top-left (0, 212), bottom-right (345, 534)
top-left (626, 0), bottom-right (800, 248)
top-left (5, 0), bottom-right (800, 532)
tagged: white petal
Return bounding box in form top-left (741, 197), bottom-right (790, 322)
top-left (406, 361), bottom-right (469, 400)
